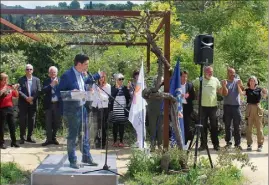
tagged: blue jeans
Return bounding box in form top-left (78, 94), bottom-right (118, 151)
top-left (64, 103), bottom-right (92, 163)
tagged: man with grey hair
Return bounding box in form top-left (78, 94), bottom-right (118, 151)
top-left (18, 64), bottom-right (41, 144)
top-left (193, 66), bottom-right (226, 151)
top-left (42, 66), bottom-right (61, 146)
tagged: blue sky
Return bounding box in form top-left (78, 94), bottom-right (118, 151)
top-left (1, 1), bottom-right (145, 9)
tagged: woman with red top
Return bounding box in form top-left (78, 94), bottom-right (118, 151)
top-left (0, 73), bottom-right (20, 149)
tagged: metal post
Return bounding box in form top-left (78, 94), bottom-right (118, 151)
top-left (163, 11), bottom-right (171, 150)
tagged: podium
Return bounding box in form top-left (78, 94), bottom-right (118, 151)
top-left (31, 91), bottom-right (118, 185)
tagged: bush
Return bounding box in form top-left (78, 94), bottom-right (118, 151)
top-left (124, 148), bottom-right (255, 185)
top-left (1, 162), bottom-right (30, 185)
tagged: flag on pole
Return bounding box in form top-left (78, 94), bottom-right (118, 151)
top-left (128, 63), bottom-right (147, 148)
top-left (169, 60), bottom-right (186, 149)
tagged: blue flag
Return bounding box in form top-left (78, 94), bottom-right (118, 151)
top-left (169, 60), bottom-right (186, 149)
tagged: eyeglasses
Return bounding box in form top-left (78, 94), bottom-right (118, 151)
top-left (118, 78), bottom-right (124, 81)
top-left (26, 69), bottom-right (33, 71)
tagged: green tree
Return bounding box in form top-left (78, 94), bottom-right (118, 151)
top-left (58, 2), bottom-right (68, 9)
top-left (69, 0), bottom-right (80, 9)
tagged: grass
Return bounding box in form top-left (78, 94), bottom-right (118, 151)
top-left (1, 162), bottom-right (30, 185)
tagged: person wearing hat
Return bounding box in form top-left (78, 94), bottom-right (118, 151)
top-left (238, 76), bottom-right (267, 152)
top-left (109, 73), bottom-right (130, 147)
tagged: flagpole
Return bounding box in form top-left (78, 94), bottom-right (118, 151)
top-left (140, 61), bottom-right (144, 149)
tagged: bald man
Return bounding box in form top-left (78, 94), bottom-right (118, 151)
top-left (193, 66), bottom-right (226, 151)
top-left (222, 68), bottom-right (244, 150)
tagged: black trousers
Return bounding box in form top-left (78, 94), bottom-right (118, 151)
top-left (200, 106), bottom-right (219, 147)
top-left (19, 105), bottom-right (36, 140)
top-left (45, 102), bottom-right (61, 141)
top-left (113, 122), bottom-right (125, 143)
top-left (223, 105), bottom-right (241, 146)
top-left (0, 107), bottom-right (17, 144)
top-left (95, 107), bottom-right (109, 146)
top-left (183, 104), bottom-right (193, 144)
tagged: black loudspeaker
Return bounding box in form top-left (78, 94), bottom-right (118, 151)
top-left (194, 35), bottom-right (214, 65)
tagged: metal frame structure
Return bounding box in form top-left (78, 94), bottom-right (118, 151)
top-left (0, 8), bottom-right (171, 149)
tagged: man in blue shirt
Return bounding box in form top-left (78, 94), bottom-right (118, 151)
top-left (58, 54), bottom-right (100, 169)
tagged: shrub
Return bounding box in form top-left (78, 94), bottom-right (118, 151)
top-left (1, 162), bottom-right (30, 185)
top-left (124, 148), bottom-right (255, 185)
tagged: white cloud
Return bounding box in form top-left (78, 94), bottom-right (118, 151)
top-left (1, 1), bottom-right (145, 9)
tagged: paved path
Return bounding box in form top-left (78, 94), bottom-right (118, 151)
top-left (1, 137), bottom-right (268, 185)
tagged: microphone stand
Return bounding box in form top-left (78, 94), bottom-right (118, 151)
top-left (82, 73), bottom-right (123, 176)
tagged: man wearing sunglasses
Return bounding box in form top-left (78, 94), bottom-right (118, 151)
top-left (18, 64), bottom-right (41, 144)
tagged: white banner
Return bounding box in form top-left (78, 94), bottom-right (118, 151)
top-left (128, 63), bottom-right (147, 148)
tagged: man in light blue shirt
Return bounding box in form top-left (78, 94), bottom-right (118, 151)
top-left (58, 54), bottom-right (101, 169)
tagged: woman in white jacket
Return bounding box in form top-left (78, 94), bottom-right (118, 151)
top-left (92, 72), bottom-right (111, 149)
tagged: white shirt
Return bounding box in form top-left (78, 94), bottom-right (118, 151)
top-left (92, 83), bottom-right (111, 108)
top-left (27, 77), bottom-right (33, 97)
top-left (51, 78), bottom-right (58, 102)
top-left (181, 83), bottom-right (187, 104)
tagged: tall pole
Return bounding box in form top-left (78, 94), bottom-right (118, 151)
top-left (163, 11), bottom-right (171, 150)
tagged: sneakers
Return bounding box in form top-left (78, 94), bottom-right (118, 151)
top-left (247, 145), bottom-right (252, 151)
top-left (257, 145), bottom-right (263, 152)
top-left (82, 158), bottom-right (98, 166)
top-left (118, 143), bottom-right (125, 147)
top-left (70, 162), bottom-right (80, 169)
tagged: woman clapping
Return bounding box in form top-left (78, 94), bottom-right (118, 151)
top-left (0, 73), bottom-right (20, 149)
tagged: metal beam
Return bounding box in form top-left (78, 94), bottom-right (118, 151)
top-left (0, 30), bottom-right (151, 35)
top-left (1, 9), bottom-right (163, 17)
top-left (0, 18), bottom-right (40, 41)
top-left (163, 12), bottom-right (171, 150)
top-left (66, 42), bottom-right (148, 46)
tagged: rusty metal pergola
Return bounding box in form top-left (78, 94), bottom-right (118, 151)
top-left (0, 8), bottom-right (171, 149)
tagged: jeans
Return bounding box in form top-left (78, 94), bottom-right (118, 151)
top-left (223, 105), bottom-right (241, 146)
top-left (64, 103), bottom-right (92, 163)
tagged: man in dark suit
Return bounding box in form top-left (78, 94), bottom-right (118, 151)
top-left (181, 71), bottom-right (195, 145)
top-left (18, 64), bottom-right (41, 144)
top-left (58, 54), bottom-right (100, 169)
top-left (42, 66), bottom-right (61, 146)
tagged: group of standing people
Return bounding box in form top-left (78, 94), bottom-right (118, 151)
top-left (0, 57), bottom-right (267, 170)
top-left (0, 54), bottom-right (135, 169)
top-left (180, 66), bottom-right (267, 152)
top-left (0, 64), bottom-right (42, 149)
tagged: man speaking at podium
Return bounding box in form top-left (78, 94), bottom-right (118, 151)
top-left (58, 54), bottom-right (100, 169)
